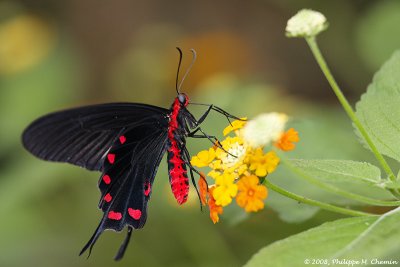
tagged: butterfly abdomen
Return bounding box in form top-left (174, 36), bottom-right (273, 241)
top-left (167, 98), bottom-right (189, 204)
top-left (167, 145), bottom-right (189, 204)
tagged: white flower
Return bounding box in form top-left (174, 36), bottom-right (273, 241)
top-left (286, 9), bottom-right (328, 38)
top-left (243, 113), bottom-right (288, 148)
top-left (221, 141), bottom-right (247, 168)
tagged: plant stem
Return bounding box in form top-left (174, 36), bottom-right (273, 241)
top-left (264, 179), bottom-right (375, 217)
top-left (282, 158), bottom-right (400, 206)
top-left (305, 37), bottom-right (400, 198)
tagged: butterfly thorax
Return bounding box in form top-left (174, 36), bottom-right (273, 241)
top-left (167, 97), bottom-right (189, 204)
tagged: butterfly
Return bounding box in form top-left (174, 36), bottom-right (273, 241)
top-left (22, 48), bottom-right (240, 260)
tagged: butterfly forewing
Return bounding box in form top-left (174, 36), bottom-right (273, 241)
top-left (22, 103), bottom-right (169, 171)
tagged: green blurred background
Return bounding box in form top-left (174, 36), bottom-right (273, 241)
top-left (1, 0), bottom-right (399, 266)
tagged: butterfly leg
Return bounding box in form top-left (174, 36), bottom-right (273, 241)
top-left (190, 103), bottom-right (245, 126)
top-left (182, 147), bottom-right (204, 210)
top-left (188, 127), bottom-right (220, 145)
top-left (195, 105), bottom-right (213, 125)
top-left (188, 128), bottom-right (237, 158)
top-left (211, 105), bottom-right (243, 121)
top-left (191, 104), bottom-right (232, 127)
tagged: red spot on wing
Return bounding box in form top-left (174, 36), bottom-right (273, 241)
top-left (128, 208), bottom-right (142, 220)
top-left (144, 182), bottom-right (151, 196)
top-left (103, 175), bottom-right (111, 184)
top-left (107, 153), bottom-right (115, 164)
top-left (108, 211), bottom-right (122, 220)
top-left (119, 135), bottom-right (126, 144)
top-left (104, 193), bottom-right (112, 202)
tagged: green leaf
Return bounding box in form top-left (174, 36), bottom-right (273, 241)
top-left (245, 207), bottom-right (400, 267)
top-left (355, 50), bottom-right (400, 162)
top-left (332, 208), bottom-right (400, 259)
top-left (281, 158), bottom-right (396, 210)
top-left (288, 159), bottom-right (381, 186)
top-left (285, 159), bottom-right (394, 204)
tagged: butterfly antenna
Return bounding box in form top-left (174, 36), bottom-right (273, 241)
top-left (175, 47), bottom-right (183, 94)
top-left (177, 48), bottom-right (197, 93)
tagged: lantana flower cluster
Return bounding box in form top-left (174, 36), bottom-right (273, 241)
top-left (191, 113), bottom-right (299, 223)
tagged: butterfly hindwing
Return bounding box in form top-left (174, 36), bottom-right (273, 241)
top-left (22, 103), bottom-right (169, 171)
top-left (81, 120), bottom-right (169, 259)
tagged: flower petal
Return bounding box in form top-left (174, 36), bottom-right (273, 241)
top-left (198, 174), bottom-right (208, 206)
top-left (208, 187), bottom-right (223, 224)
top-left (223, 118), bottom-right (247, 136)
top-left (191, 148), bottom-right (216, 167)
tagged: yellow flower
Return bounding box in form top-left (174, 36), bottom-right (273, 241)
top-left (191, 148), bottom-right (215, 167)
top-left (223, 118), bottom-right (247, 136)
top-left (249, 149), bottom-right (280, 177)
top-left (212, 173), bottom-right (238, 206)
top-left (208, 187), bottom-right (223, 224)
top-left (236, 175), bottom-right (268, 212)
top-left (275, 128), bottom-right (299, 151)
top-left (216, 136), bottom-right (248, 174)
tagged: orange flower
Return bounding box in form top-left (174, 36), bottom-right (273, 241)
top-left (275, 128), bottom-right (299, 151)
top-left (236, 175), bottom-right (268, 212)
top-left (208, 187), bottom-right (223, 223)
top-left (198, 173), bottom-right (208, 206)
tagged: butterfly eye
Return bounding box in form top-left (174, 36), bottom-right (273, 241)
top-left (178, 93), bottom-right (187, 104)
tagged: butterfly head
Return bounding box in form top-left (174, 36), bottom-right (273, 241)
top-left (178, 93), bottom-right (189, 107)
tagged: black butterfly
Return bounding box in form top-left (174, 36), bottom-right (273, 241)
top-left (22, 48), bottom-right (240, 260)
